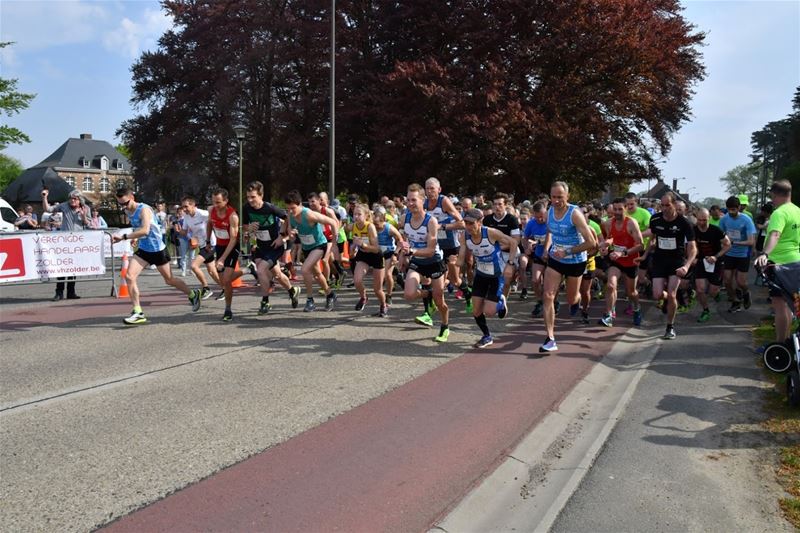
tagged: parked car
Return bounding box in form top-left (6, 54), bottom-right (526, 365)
top-left (0, 197), bottom-right (17, 232)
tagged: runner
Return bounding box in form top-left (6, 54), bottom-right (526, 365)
top-left (692, 208), bottom-right (730, 322)
top-left (524, 200), bottom-right (550, 318)
top-left (640, 192), bottom-right (697, 339)
top-left (402, 183), bottom-right (450, 342)
top-left (111, 187), bottom-right (201, 325)
top-left (319, 191), bottom-right (347, 287)
top-left (482, 193), bottom-right (521, 298)
top-left (242, 181), bottom-right (300, 315)
top-left (424, 177), bottom-right (470, 311)
top-left (206, 188), bottom-right (244, 321)
top-left (516, 208), bottom-right (531, 300)
top-left (351, 203), bottom-right (387, 315)
top-left (625, 192), bottom-right (652, 294)
top-left (579, 209), bottom-right (603, 324)
top-left (308, 193), bottom-right (340, 288)
top-left (598, 198), bottom-right (644, 327)
top-left (282, 190), bottom-right (339, 312)
top-left (179, 195), bottom-right (221, 300)
top-left (540, 182), bottom-right (597, 352)
top-left (458, 208), bottom-right (518, 347)
top-left (373, 205), bottom-right (405, 308)
top-left (719, 195), bottom-right (757, 312)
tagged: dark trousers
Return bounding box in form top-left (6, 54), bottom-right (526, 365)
top-left (55, 277), bottom-right (77, 296)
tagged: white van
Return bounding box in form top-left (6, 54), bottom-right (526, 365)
top-left (0, 197), bottom-right (16, 232)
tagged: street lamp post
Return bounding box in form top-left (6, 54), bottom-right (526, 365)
top-left (233, 124), bottom-right (247, 253)
top-left (329, 0), bottom-right (336, 200)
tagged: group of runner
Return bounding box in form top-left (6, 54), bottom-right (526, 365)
top-left (110, 177), bottom-right (800, 352)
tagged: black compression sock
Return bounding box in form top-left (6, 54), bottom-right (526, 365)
top-left (475, 314), bottom-right (490, 336)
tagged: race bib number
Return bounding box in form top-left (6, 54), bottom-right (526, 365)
top-left (356, 236), bottom-right (370, 247)
top-left (437, 229), bottom-right (447, 240)
top-left (477, 261), bottom-right (495, 275)
top-left (214, 228), bottom-right (230, 239)
top-left (379, 245), bottom-right (390, 253)
top-left (613, 245), bottom-right (626, 254)
top-left (657, 236), bottom-right (677, 250)
top-left (535, 235), bottom-right (546, 245)
top-left (552, 244), bottom-right (571, 257)
top-left (726, 229), bottom-right (741, 241)
top-left (255, 230), bottom-right (271, 241)
top-left (300, 233), bottom-right (316, 245)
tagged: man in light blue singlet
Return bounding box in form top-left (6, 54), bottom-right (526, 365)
top-left (540, 181), bottom-right (598, 353)
top-left (112, 187), bottom-right (201, 325)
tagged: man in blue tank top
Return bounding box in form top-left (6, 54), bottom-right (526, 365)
top-left (402, 183), bottom-right (451, 342)
top-left (540, 181), bottom-right (598, 353)
top-left (111, 187), bottom-right (201, 325)
top-left (458, 208), bottom-right (519, 348)
top-left (281, 189), bottom-right (340, 312)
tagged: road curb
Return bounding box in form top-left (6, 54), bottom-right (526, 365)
top-left (432, 311), bottom-right (663, 533)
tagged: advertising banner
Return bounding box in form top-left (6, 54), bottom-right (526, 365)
top-left (0, 231), bottom-right (107, 283)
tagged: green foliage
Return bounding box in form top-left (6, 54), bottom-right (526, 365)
top-left (780, 161), bottom-right (800, 204)
top-left (114, 144), bottom-right (132, 160)
top-left (0, 43), bottom-right (35, 149)
top-left (0, 152), bottom-right (23, 192)
top-left (121, 0), bottom-right (706, 201)
top-left (719, 164), bottom-right (760, 200)
top-left (698, 196), bottom-right (725, 208)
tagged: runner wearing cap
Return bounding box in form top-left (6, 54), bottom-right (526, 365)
top-left (458, 208), bottom-right (518, 348)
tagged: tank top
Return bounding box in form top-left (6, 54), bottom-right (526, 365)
top-left (609, 216), bottom-right (638, 267)
top-left (352, 221), bottom-right (372, 251)
top-left (404, 211), bottom-right (443, 265)
top-left (425, 195), bottom-right (459, 250)
top-left (377, 223), bottom-right (396, 253)
top-left (289, 207), bottom-right (328, 251)
top-left (210, 205), bottom-right (237, 247)
top-left (547, 204), bottom-right (587, 264)
top-left (130, 203), bottom-right (165, 253)
top-left (467, 227), bottom-right (504, 278)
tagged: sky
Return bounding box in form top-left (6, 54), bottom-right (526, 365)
top-left (1, 0), bottom-right (799, 203)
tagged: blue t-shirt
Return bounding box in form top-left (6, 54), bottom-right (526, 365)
top-left (524, 219), bottom-right (548, 258)
top-left (719, 213), bottom-right (756, 258)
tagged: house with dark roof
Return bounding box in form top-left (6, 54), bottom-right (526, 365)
top-left (642, 178), bottom-right (692, 205)
top-left (2, 133), bottom-right (134, 206)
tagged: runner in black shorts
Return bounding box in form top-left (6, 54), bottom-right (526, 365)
top-left (641, 192), bottom-right (696, 339)
top-left (692, 208), bottom-right (730, 323)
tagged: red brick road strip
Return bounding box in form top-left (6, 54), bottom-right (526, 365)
top-left (103, 322), bottom-right (623, 533)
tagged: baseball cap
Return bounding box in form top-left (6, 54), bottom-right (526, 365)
top-left (738, 194), bottom-right (749, 205)
top-left (347, 194), bottom-right (358, 202)
top-left (331, 199), bottom-right (340, 207)
top-left (463, 208), bottom-right (484, 222)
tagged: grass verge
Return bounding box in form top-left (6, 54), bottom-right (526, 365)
top-left (754, 315), bottom-right (800, 528)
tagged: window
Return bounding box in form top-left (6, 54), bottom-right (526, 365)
top-left (65, 176), bottom-right (76, 187)
top-left (80, 157), bottom-right (89, 168)
top-left (100, 177), bottom-right (110, 193)
top-left (100, 156), bottom-right (109, 171)
top-left (116, 179), bottom-right (127, 190)
top-left (83, 176), bottom-right (93, 191)
top-left (113, 159), bottom-right (124, 170)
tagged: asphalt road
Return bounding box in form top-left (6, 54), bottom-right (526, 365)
top-left (1, 270), bottom-right (792, 532)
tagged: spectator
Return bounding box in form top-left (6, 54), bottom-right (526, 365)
top-left (42, 188), bottom-right (92, 300)
top-left (755, 180), bottom-right (800, 344)
top-left (14, 204), bottom-right (38, 230)
top-left (91, 210), bottom-right (108, 229)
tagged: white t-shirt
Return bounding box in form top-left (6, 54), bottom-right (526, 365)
top-left (181, 208), bottom-right (216, 247)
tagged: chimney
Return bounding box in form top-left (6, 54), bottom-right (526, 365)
top-left (80, 133), bottom-right (92, 140)
top-left (672, 179), bottom-right (678, 191)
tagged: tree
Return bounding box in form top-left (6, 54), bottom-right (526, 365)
top-left (0, 153), bottom-right (23, 192)
top-left (121, 0), bottom-right (706, 202)
top-left (698, 196), bottom-right (725, 208)
top-left (719, 164), bottom-right (760, 202)
top-left (0, 42), bottom-right (35, 150)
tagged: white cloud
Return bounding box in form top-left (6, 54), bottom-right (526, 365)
top-left (102, 7), bottom-right (173, 59)
top-left (0, 0), bottom-right (110, 50)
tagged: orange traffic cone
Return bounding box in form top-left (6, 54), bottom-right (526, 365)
top-left (231, 260), bottom-right (244, 288)
top-left (341, 240), bottom-right (351, 269)
top-left (117, 252), bottom-right (130, 298)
